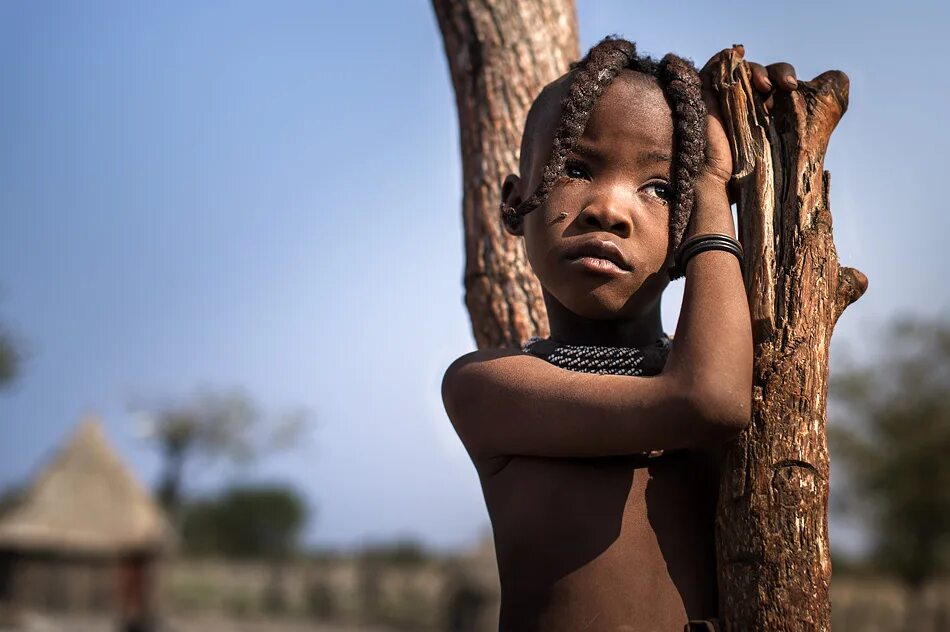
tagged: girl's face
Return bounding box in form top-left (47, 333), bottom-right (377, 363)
top-left (516, 71), bottom-right (676, 320)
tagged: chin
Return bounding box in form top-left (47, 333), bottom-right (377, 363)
top-left (548, 275), bottom-right (664, 321)
top-left (554, 286), bottom-right (635, 320)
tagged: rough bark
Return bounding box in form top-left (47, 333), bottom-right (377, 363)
top-left (709, 46), bottom-right (867, 631)
top-left (432, 0), bottom-right (578, 349)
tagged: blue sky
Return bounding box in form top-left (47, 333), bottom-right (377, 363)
top-left (1, 1), bottom-right (947, 553)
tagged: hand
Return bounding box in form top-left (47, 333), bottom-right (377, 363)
top-left (698, 46), bottom-right (799, 192)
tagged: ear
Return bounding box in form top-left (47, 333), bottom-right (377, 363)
top-left (501, 173), bottom-right (524, 236)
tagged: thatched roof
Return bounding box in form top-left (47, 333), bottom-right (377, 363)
top-left (0, 418), bottom-right (173, 555)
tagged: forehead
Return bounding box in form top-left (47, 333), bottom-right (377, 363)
top-left (520, 69), bottom-right (673, 181)
top-left (580, 71), bottom-right (673, 158)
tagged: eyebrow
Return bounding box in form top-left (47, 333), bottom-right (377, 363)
top-left (639, 150), bottom-right (673, 165)
top-left (571, 142), bottom-right (672, 166)
top-left (570, 142), bottom-right (603, 161)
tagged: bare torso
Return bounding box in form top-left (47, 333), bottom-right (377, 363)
top-left (477, 448), bottom-right (721, 631)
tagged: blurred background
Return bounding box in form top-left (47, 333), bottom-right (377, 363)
top-left (1, 1), bottom-right (948, 630)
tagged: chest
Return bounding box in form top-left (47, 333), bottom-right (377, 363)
top-left (480, 451), bottom-right (720, 530)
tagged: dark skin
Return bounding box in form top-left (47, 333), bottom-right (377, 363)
top-left (443, 50), bottom-right (798, 631)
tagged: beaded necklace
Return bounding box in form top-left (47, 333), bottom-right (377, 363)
top-left (521, 333), bottom-right (673, 377)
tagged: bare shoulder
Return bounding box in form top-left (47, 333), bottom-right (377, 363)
top-left (441, 348), bottom-right (538, 472)
top-left (443, 347), bottom-right (534, 388)
top-left (441, 346), bottom-right (554, 444)
top-left (443, 348), bottom-right (536, 424)
top-left (442, 346), bottom-right (558, 416)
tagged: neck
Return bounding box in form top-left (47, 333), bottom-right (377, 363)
top-left (543, 291), bottom-right (666, 347)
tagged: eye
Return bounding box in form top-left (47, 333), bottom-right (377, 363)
top-left (642, 181), bottom-right (672, 203)
top-left (564, 160), bottom-right (591, 181)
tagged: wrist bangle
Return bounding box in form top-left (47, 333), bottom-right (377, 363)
top-left (667, 233), bottom-right (743, 280)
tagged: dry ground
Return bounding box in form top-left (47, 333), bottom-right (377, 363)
top-left (1, 614), bottom-right (396, 632)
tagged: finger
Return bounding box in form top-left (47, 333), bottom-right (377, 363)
top-left (748, 62), bottom-right (773, 93)
top-left (766, 62), bottom-right (798, 90)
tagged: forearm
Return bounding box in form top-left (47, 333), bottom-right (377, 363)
top-left (664, 173), bottom-right (753, 429)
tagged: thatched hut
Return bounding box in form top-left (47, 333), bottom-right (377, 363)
top-left (0, 418), bottom-right (173, 616)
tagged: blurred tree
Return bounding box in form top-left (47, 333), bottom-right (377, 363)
top-left (133, 388), bottom-right (309, 520)
top-left (359, 538), bottom-right (431, 567)
top-left (0, 485), bottom-right (22, 518)
top-left (432, 0), bottom-right (576, 348)
top-left (830, 314), bottom-right (950, 588)
top-left (181, 484), bottom-right (307, 559)
top-left (0, 328), bottom-right (20, 389)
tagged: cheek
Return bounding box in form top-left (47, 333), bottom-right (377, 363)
top-left (522, 216), bottom-right (562, 278)
top-left (627, 205), bottom-right (673, 266)
top-left (521, 194), bottom-right (576, 270)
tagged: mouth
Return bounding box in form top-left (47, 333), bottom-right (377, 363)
top-left (564, 238), bottom-right (633, 275)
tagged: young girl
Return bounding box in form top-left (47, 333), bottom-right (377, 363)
top-left (442, 37), bottom-right (799, 631)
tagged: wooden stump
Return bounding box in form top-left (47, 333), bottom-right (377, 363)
top-left (709, 45), bottom-right (868, 631)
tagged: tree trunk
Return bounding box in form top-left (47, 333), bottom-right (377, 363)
top-left (432, 0), bottom-right (578, 349)
top-left (709, 46), bottom-right (867, 631)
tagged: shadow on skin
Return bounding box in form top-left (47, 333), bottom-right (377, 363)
top-left (489, 449), bottom-right (720, 627)
top-left (645, 449), bottom-right (721, 618)
top-left (490, 452), bottom-right (652, 614)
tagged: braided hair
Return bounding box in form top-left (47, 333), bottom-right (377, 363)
top-left (502, 36), bottom-right (707, 254)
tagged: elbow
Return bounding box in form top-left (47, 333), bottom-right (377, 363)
top-left (689, 382), bottom-right (752, 445)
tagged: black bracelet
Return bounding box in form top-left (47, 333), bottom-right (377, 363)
top-left (667, 233), bottom-right (743, 280)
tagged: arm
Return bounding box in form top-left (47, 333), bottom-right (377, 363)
top-left (661, 173), bottom-right (754, 435)
top-left (442, 48), bottom-right (791, 461)
top-left (442, 173), bottom-right (753, 460)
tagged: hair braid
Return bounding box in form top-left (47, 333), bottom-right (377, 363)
top-left (655, 53), bottom-right (707, 251)
top-left (503, 36), bottom-right (707, 254)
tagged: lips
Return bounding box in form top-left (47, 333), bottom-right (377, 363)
top-left (564, 237), bottom-right (632, 272)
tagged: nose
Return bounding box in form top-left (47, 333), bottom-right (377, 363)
top-left (578, 188), bottom-right (632, 237)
